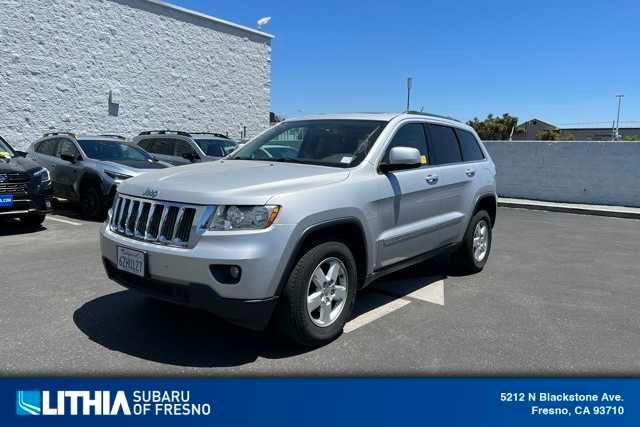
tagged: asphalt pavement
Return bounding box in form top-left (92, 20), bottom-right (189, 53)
top-left (1, 207), bottom-right (639, 375)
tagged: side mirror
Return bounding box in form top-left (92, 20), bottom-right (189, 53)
top-left (181, 152), bottom-right (199, 162)
top-left (14, 150), bottom-right (27, 157)
top-left (380, 147), bottom-right (422, 172)
top-left (60, 153), bottom-right (76, 163)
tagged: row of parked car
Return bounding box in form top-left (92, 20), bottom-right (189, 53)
top-left (0, 130), bottom-right (242, 225)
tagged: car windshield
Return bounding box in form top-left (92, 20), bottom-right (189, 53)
top-left (194, 138), bottom-right (238, 157)
top-left (0, 139), bottom-right (15, 159)
top-left (229, 120), bottom-right (388, 167)
top-left (78, 140), bottom-right (151, 161)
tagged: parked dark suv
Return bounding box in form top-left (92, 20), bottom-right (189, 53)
top-left (28, 133), bottom-right (170, 218)
top-left (132, 131), bottom-right (238, 166)
top-left (0, 135), bottom-right (52, 226)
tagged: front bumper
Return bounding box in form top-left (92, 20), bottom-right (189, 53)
top-left (0, 191), bottom-right (53, 217)
top-left (99, 221), bottom-right (297, 329)
top-left (102, 258), bottom-right (278, 330)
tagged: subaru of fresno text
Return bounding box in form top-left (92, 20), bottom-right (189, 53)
top-left (100, 112), bottom-right (497, 346)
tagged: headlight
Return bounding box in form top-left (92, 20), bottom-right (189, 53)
top-left (34, 167), bottom-right (51, 183)
top-left (105, 170), bottom-right (132, 182)
top-left (206, 205), bottom-right (280, 231)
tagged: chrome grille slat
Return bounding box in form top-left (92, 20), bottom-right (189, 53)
top-left (172, 207), bottom-right (185, 241)
top-left (144, 203), bottom-right (157, 240)
top-left (109, 195), bottom-right (199, 248)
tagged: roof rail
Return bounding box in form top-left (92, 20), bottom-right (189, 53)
top-left (405, 111), bottom-right (461, 122)
top-left (98, 134), bottom-right (126, 140)
top-left (138, 130), bottom-right (192, 137)
top-left (190, 132), bottom-right (230, 139)
top-left (43, 131), bottom-right (76, 138)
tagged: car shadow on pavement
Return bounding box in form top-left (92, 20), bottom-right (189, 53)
top-left (73, 290), bottom-right (310, 368)
top-left (0, 219), bottom-right (46, 236)
top-left (72, 254), bottom-right (470, 369)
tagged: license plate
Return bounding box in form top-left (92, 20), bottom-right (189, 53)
top-left (0, 194), bottom-right (13, 208)
top-left (116, 246), bottom-right (146, 277)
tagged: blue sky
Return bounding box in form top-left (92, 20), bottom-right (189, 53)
top-left (173, 0), bottom-right (639, 126)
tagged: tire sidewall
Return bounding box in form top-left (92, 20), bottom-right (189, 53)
top-left (80, 185), bottom-right (103, 219)
top-left (289, 241), bottom-right (358, 344)
top-left (464, 211), bottom-right (492, 270)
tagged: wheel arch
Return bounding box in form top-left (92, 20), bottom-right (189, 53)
top-left (276, 217), bottom-right (369, 297)
top-left (473, 193), bottom-right (497, 228)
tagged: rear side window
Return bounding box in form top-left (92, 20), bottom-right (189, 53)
top-left (140, 138), bottom-right (175, 156)
top-left (175, 140), bottom-right (197, 157)
top-left (455, 129), bottom-right (484, 162)
top-left (427, 125), bottom-right (462, 165)
top-left (383, 123), bottom-right (429, 163)
top-left (36, 139), bottom-right (58, 156)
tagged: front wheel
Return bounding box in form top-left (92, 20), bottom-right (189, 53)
top-left (80, 185), bottom-right (105, 219)
top-left (274, 241), bottom-right (357, 347)
top-left (455, 210), bottom-right (492, 273)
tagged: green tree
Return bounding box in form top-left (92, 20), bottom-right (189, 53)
top-left (623, 135), bottom-right (640, 141)
top-left (467, 114), bottom-right (519, 140)
top-left (536, 130), bottom-right (575, 141)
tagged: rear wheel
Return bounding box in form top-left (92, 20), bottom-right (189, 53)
top-left (275, 241), bottom-right (357, 347)
top-left (455, 210), bottom-right (492, 273)
top-left (80, 185), bottom-right (105, 219)
top-left (20, 213), bottom-right (46, 227)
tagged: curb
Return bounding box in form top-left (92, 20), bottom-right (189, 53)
top-left (498, 200), bottom-right (640, 220)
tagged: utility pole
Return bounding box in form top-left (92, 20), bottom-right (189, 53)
top-left (615, 94), bottom-right (624, 140)
top-left (406, 77), bottom-right (412, 112)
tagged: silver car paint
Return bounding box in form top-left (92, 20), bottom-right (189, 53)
top-left (100, 112), bottom-right (496, 301)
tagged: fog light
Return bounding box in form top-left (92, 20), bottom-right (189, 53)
top-left (229, 266), bottom-right (241, 280)
top-left (209, 265), bottom-right (242, 284)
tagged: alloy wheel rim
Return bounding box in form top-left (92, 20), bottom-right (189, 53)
top-left (472, 220), bottom-right (489, 262)
top-left (306, 257), bottom-right (348, 327)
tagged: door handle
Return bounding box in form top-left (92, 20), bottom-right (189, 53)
top-left (425, 174), bottom-right (438, 185)
top-left (465, 168), bottom-right (475, 177)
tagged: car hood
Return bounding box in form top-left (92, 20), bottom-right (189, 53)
top-left (0, 156), bottom-right (43, 174)
top-left (101, 160), bottom-right (170, 175)
top-left (118, 160), bottom-right (350, 205)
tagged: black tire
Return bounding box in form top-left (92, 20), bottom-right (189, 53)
top-left (274, 241), bottom-right (358, 347)
top-left (455, 210), bottom-right (492, 274)
top-left (21, 213), bottom-right (46, 227)
top-left (80, 184), bottom-right (105, 219)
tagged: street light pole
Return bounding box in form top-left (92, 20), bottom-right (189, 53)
top-left (615, 95), bottom-right (624, 140)
top-left (406, 77), bottom-right (412, 112)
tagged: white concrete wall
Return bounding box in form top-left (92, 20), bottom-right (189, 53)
top-left (484, 140), bottom-right (640, 207)
top-left (0, 0), bottom-right (272, 149)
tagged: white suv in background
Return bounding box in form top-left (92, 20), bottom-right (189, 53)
top-left (100, 112), bottom-right (497, 346)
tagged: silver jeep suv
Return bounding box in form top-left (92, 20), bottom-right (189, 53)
top-left (100, 112), bottom-right (497, 346)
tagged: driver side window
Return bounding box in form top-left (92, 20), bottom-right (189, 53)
top-left (383, 123), bottom-right (429, 165)
top-left (56, 139), bottom-right (80, 159)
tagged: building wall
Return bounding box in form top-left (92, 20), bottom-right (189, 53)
top-left (0, 0), bottom-right (272, 149)
top-left (484, 140), bottom-right (640, 207)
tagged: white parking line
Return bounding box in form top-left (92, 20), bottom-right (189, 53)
top-left (401, 279), bottom-right (445, 305)
top-left (45, 216), bottom-right (83, 226)
top-left (344, 298), bottom-right (410, 333)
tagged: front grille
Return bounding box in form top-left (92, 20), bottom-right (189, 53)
top-left (0, 172), bottom-right (30, 195)
top-left (110, 194), bottom-right (199, 247)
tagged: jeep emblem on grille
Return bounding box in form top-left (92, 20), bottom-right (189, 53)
top-left (142, 188), bottom-right (159, 198)
top-left (0, 175), bottom-right (7, 183)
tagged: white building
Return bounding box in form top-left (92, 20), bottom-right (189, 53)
top-left (0, 0), bottom-right (273, 149)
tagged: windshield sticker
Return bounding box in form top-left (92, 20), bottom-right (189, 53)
top-left (340, 156), bottom-right (353, 164)
top-left (0, 151), bottom-right (11, 159)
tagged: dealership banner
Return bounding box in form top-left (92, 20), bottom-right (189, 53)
top-left (2, 378), bottom-right (636, 426)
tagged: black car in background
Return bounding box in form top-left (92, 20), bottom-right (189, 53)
top-left (132, 131), bottom-right (238, 166)
top-left (27, 133), bottom-right (171, 218)
top-left (0, 136), bottom-right (52, 226)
